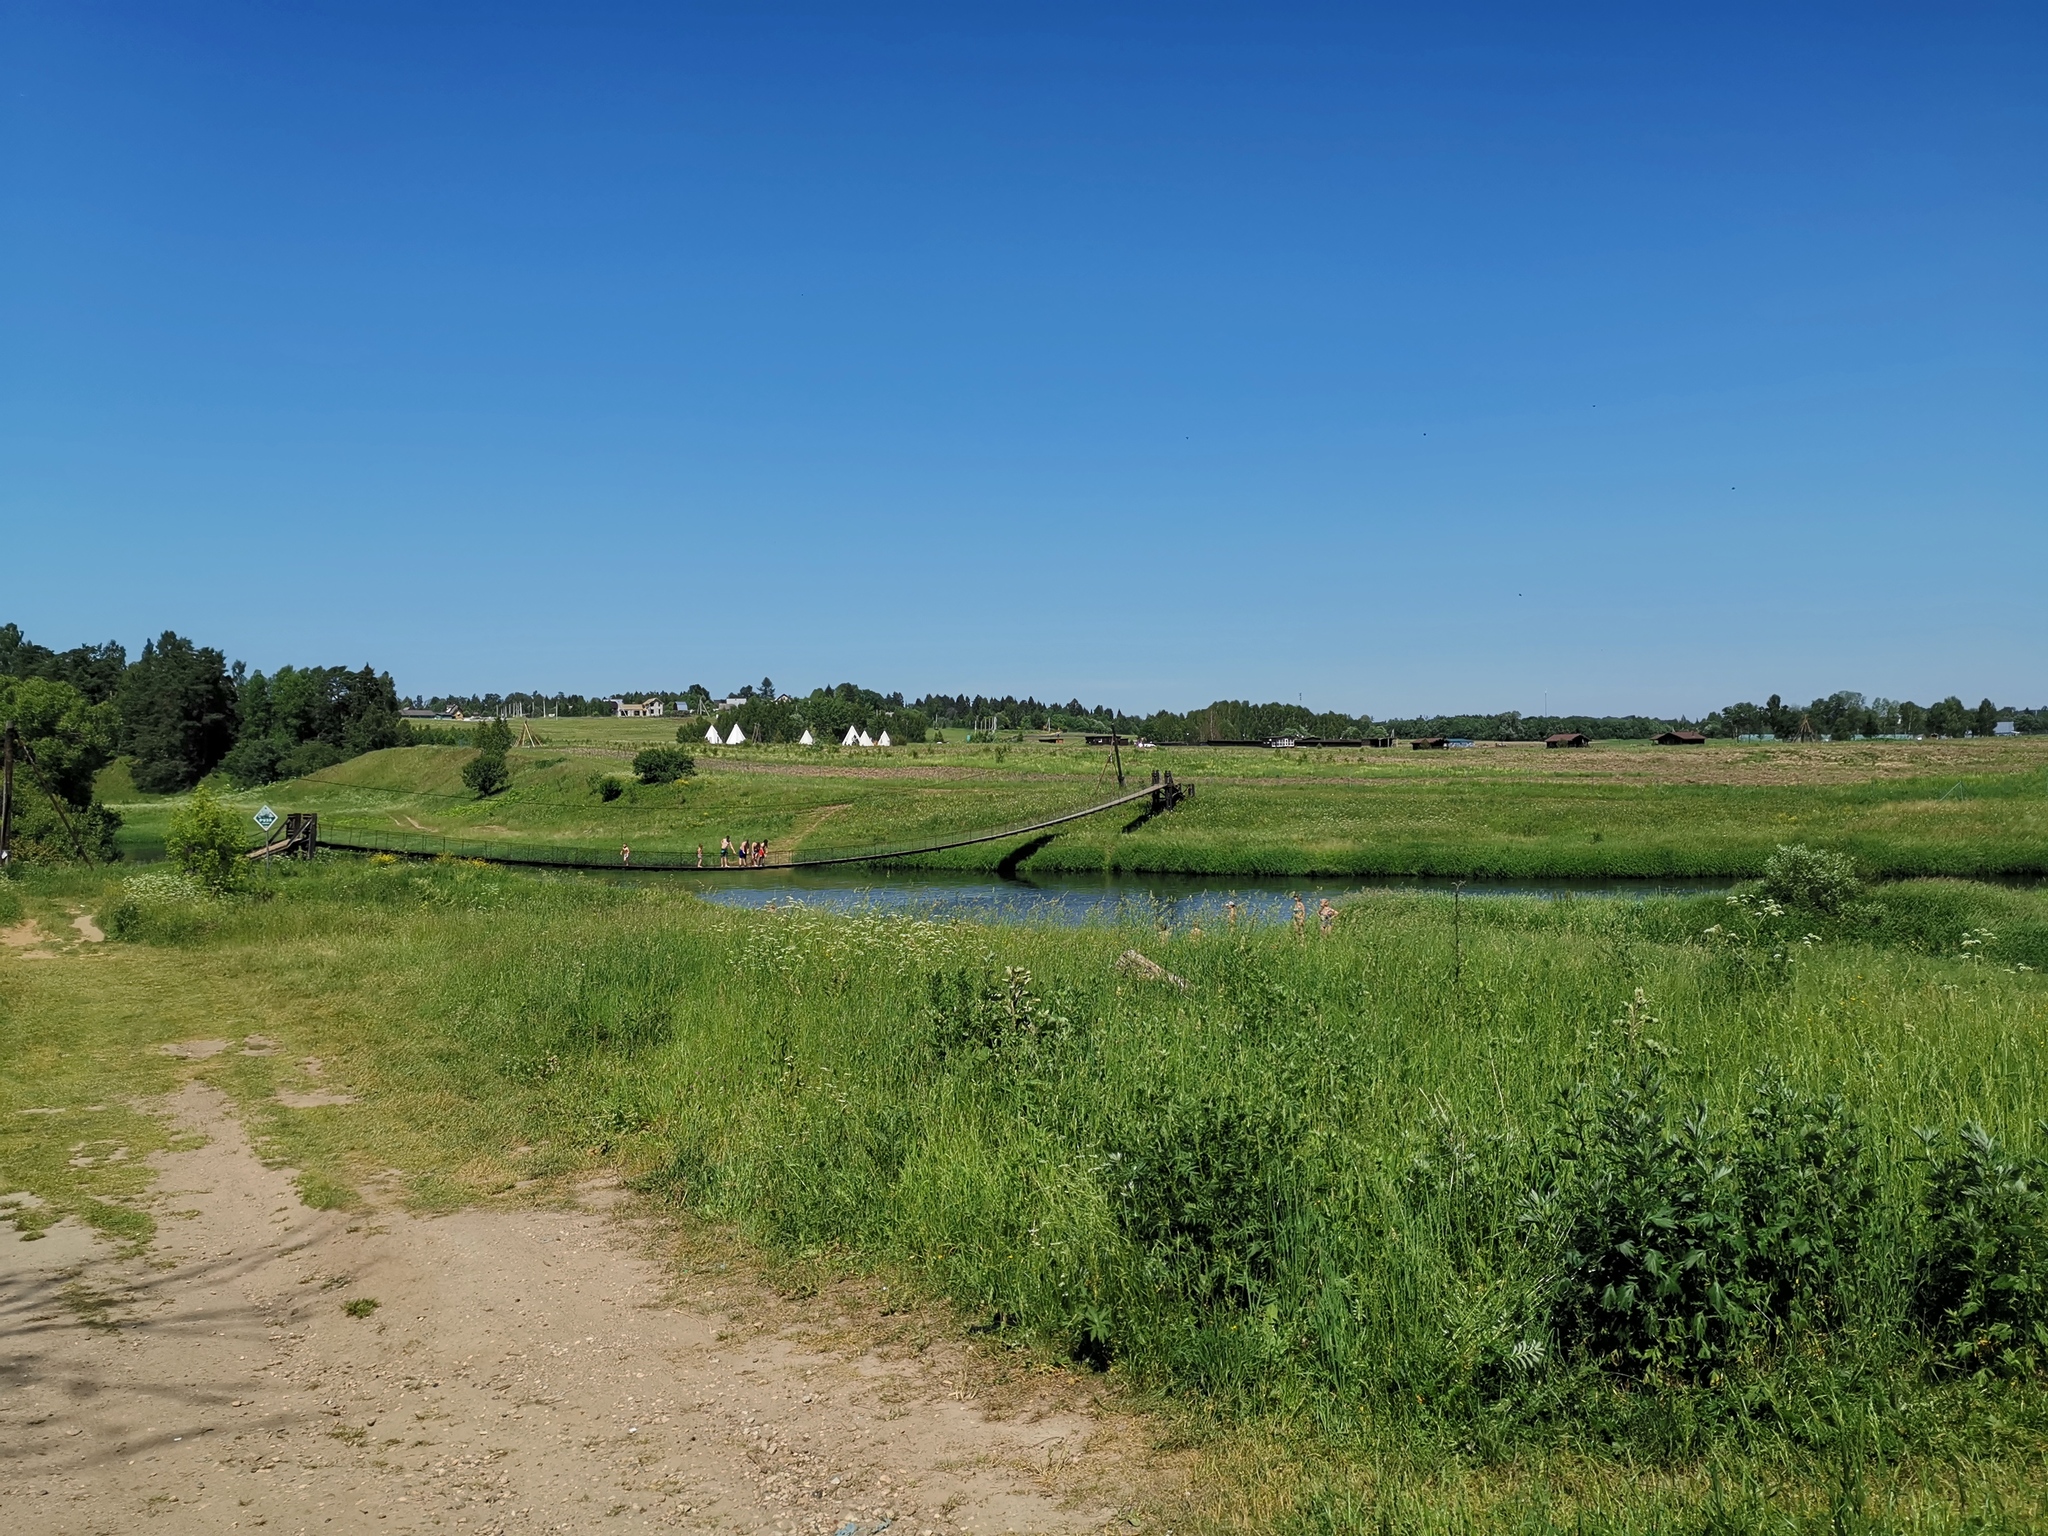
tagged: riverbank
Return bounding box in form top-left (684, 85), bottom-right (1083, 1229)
top-left (101, 735), bottom-right (2048, 879)
top-left (7, 859), bottom-right (2047, 1531)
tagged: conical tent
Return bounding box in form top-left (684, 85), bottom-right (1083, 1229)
top-left (876, 730), bottom-right (892, 747)
top-left (798, 728), bottom-right (815, 746)
top-left (842, 726), bottom-right (861, 746)
top-left (725, 723), bottom-right (746, 745)
top-left (858, 730), bottom-right (874, 747)
top-left (705, 725), bottom-right (720, 745)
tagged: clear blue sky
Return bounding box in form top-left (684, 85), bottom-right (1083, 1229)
top-left (4, 2), bottom-right (2042, 715)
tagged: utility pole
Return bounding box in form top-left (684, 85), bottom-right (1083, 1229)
top-left (1, 722), bottom-right (15, 868)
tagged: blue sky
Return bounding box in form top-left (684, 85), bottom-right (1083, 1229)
top-left (4, 2), bottom-right (2042, 714)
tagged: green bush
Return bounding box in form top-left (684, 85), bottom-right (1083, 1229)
top-left (1762, 843), bottom-right (1861, 914)
top-left (1530, 995), bottom-right (1876, 1379)
top-left (461, 719), bottom-right (514, 798)
top-left (1913, 1123), bottom-right (2048, 1372)
top-left (631, 745), bottom-right (695, 785)
top-left (162, 784), bottom-right (246, 893)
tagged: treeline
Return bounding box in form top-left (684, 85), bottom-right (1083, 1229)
top-left (705, 683), bottom-right (930, 745)
top-left (0, 622), bottom-right (413, 864)
top-left (897, 689), bottom-right (2045, 743)
top-left (1704, 691), bottom-right (2039, 739)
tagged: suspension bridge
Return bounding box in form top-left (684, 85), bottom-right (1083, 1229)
top-left (260, 771), bottom-right (1190, 872)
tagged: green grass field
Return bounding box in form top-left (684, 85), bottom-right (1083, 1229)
top-left (6, 858), bottom-right (2047, 1531)
top-left (103, 733), bottom-right (2048, 878)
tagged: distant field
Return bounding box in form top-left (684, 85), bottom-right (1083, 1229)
top-left (102, 735), bottom-right (2048, 878)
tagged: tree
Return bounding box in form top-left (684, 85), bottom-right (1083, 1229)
top-left (461, 717), bottom-right (513, 797)
top-left (1974, 698), bottom-right (1999, 738)
top-left (164, 784), bottom-right (245, 893)
top-left (1924, 696), bottom-right (1968, 738)
top-left (0, 676), bottom-right (123, 863)
top-left (0, 624), bottom-right (127, 704)
top-left (632, 746), bottom-right (695, 784)
top-left (120, 631), bottom-right (238, 792)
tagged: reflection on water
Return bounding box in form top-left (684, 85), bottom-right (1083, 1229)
top-left (688, 869), bottom-right (1737, 926)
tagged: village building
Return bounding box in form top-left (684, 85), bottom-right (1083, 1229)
top-left (612, 698), bottom-right (664, 718)
top-left (1544, 732), bottom-right (1590, 748)
top-left (1654, 730), bottom-right (1707, 745)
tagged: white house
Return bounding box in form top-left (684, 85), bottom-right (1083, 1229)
top-left (705, 724), bottom-right (721, 745)
top-left (614, 698), bottom-right (664, 718)
top-left (798, 728), bottom-right (816, 745)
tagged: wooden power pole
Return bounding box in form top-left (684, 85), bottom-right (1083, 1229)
top-left (0, 722), bottom-right (14, 868)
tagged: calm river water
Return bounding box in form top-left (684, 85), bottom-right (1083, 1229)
top-left (687, 869), bottom-right (1736, 926)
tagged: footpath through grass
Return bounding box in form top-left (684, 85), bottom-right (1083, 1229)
top-left (5, 856), bottom-right (2047, 1531)
top-left (103, 734), bottom-right (2048, 878)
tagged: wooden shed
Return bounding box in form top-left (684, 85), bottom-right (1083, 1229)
top-left (1411, 736), bottom-right (1450, 749)
top-left (1655, 730), bottom-right (1707, 745)
top-left (1544, 732), bottom-right (1590, 748)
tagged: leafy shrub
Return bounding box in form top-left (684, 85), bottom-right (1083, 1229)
top-left (163, 784), bottom-right (246, 893)
top-left (1913, 1122), bottom-right (2048, 1372)
top-left (462, 751), bottom-right (510, 797)
top-left (277, 739), bottom-right (346, 779)
top-left (462, 719), bottom-right (514, 798)
top-left (632, 746), bottom-right (694, 785)
top-left (1111, 1089), bottom-right (1300, 1310)
top-left (1531, 994), bottom-right (1875, 1379)
top-left (1736, 1067), bottom-right (1872, 1337)
top-left (923, 964), bottom-right (1059, 1058)
top-left (1536, 1049), bottom-right (1753, 1378)
top-left (1761, 843), bottom-right (1860, 915)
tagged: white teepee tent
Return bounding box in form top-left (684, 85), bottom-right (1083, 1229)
top-left (841, 725), bottom-right (861, 746)
top-left (857, 730), bottom-right (874, 747)
top-left (876, 730), bottom-right (892, 747)
top-left (705, 724), bottom-right (720, 745)
top-left (725, 723), bottom-right (746, 745)
top-left (798, 728), bottom-right (815, 746)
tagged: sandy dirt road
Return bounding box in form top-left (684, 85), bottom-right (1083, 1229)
top-left (1, 1083), bottom-right (1159, 1535)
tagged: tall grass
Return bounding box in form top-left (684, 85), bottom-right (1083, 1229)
top-left (75, 860), bottom-right (2048, 1529)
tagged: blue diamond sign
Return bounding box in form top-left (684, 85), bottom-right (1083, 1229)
top-left (253, 805), bottom-right (279, 834)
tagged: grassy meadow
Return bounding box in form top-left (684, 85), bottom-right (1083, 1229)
top-left (100, 731), bottom-right (2048, 878)
top-left (6, 854), bottom-right (2048, 1531)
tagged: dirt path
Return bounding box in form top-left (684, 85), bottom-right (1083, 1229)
top-left (1, 1085), bottom-right (1159, 1535)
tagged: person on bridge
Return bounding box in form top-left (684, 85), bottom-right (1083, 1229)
top-left (621, 844), bottom-right (631, 866)
top-left (696, 844), bottom-right (704, 869)
top-left (719, 836), bottom-right (733, 868)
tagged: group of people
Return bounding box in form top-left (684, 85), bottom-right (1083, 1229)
top-left (1292, 895), bottom-right (1339, 935)
top-left (704, 836), bottom-right (768, 868)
